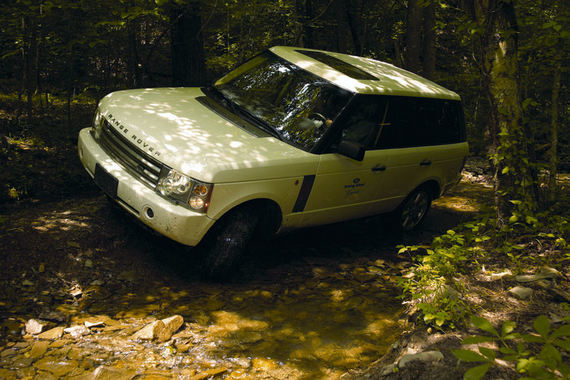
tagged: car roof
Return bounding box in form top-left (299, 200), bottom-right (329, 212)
top-left (270, 46), bottom-right (460, 101)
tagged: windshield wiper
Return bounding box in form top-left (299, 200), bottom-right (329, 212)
top-left (206, 86), bottom-right (283, 141)
top-left (233, 104), bottom-right (284, 141)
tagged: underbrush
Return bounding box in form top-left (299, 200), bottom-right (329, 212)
top-left (398, 196), bottom-right (569, 379)
top-left (0, 93), bottom-right (97, 205)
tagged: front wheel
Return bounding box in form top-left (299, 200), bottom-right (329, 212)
top-left (201, 205), bottom-right (259, 280)
top-left (397, 188), bottom-right (432, 232)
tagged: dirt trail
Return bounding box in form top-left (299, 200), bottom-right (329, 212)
top-left (0, 178), bottom-right (491, 378)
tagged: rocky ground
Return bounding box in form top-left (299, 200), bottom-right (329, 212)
top-left (0, 126), bottom-right (568, 379)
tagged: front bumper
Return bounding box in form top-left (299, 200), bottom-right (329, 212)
top-left (78, 128), bottom-right (215, 246)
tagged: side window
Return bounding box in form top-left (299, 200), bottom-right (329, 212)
top-left (376, 97), bottom-right (414, 149)
top-left (375, 97), bottom-right (464, 149)
top-left (433, 100), bottom-right (463, 144)
top-left (340, 96), bottom-right (387, 149)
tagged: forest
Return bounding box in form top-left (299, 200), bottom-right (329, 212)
top-left (0, 0), bottom-right (568, 379)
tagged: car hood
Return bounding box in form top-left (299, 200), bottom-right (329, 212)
top-left (98, 88), bottom-right (317, 183)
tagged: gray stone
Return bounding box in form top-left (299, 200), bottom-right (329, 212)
top-left (26, 319), bottom-right (46, 335)
top-left (489, 270), bottom-right (513, 281)
top-left (516, 274), bottom-right (544, 282)
top-left (381, 363), bottom-right (398, 376)
top-left (509, 286), bottom-right (533, 300)
top-left (64, 325), bottom-right (90, 339)
top-left (398, 351), bottom-right (444, 369)
top-left (516, 266), bottom-right (561, 283)
top-left (538, 266), bottom-right (562, 278)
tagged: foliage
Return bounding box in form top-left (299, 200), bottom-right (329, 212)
top-left (398, 209), bottom-right (569, 331)
top-left (452, 314), bottom-right (570, 380)
top-left (398, 223), bottom-right (490, 329)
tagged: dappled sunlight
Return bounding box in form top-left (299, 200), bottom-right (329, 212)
top-left (275, 47), bottom-right (459, 99)
top-left (432, 180), bottom-right (494, 214)
top-left (31, 211), bottom-right (90, 232)
top-left (101, 87), bottom-right (315, 183)
top-left (0, 182), bottom-right (493, 378)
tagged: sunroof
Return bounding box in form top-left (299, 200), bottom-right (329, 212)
top-left (296, 49), bottom-right (378, 81)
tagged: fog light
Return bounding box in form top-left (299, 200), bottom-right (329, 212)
top-left (189, 197), bottom-right (205, 210)
top-left (189, 196), bottom-right (205, 210)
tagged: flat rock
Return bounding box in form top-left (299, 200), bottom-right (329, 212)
top-left (398, 350), bottom-right (444, 368)
top-left (29, 341), bottom-right (50, 358)
top-left (516, 267), bottom-right (562, 283)
top-left (34, 357), bottom-right (78, 377)
top-left (26, 319), bottom-right (46, 335)
top-left (191, 367), bottom-right (228, 380)
top-left (90, 365), bottom-right (137, 380)
top-left (38, 326), bottom-right (64, 340)
top-left (509, 286), bottom-right (533, 300)
top-left (489, 270), bottom-right (513, 281)
top-left (161, 315), bottom-right (184, 336)
top-left (64, 325), bottom-right (90, 339)
top-left (133, 320), bottom-right (170, 342)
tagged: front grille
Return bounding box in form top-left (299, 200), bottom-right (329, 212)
top-left (98, 119), bottom-right (165, 188)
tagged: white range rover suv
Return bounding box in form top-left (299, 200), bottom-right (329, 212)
top-left (78, 46), bottom-right (468, 278)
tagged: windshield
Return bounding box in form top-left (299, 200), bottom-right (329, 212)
top-left (214, 52), bottom-right (353, 151)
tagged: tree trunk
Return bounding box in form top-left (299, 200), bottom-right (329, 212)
top-left (548, 57), bottom-right (561, 202)
top-left (405, 0), bottom-right (422, 74)
top-left (127, 20), bottom-right (141, 88)
top-left (345, 0), bottom-right (363, 55)
top-left (466, 0), bottom-right (537, 226)
top-left (304, 0), bottom-right (314, 48)
top-left (170, 1), bottom-right (206, 87)
top-left (333, 0), bottom-right (350, 52)
top-left (422, 0), bottom-right (436, 79)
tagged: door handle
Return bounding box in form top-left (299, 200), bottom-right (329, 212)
top-left (372, 164), bottom-right (386, 172)
top-left (419, 159), bottom-right (432, 166)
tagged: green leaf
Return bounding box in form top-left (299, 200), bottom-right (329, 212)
top-left (462, 336), bottom-right (495, 344)
top-left (499, 346), bottom-right (516, 355)
top-left (451, 349), bottom-right (488, 363)
top-left (539, 344), bottom-right (561, 368)
top-left (533, 315), bottom-right (550, 338)
top-left (521, 333), bottom-right (543, 343)
top-left (551, 324), bottom-right (570, 339)
top-left (553, 338), bottom-right (570, 351)
top-left (471, 315), bottom-right (499, 337)
top-left (501, 321), bottom-right (516, 337)
top-left (463, 363), bottom-right (491, 380)
top-left (478, 346), bottom-right (495, 360)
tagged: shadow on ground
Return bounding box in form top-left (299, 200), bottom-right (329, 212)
top-left (0, 180), bottom-right (491, 378)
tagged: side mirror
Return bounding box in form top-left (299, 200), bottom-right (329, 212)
top-left (337, 140), bottom-right (365, 161)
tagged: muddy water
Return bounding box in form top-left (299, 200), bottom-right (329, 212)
top-left (0, 185), bottom-right (481, 378)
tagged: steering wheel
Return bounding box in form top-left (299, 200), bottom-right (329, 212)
top-left (309, 113), bottom-right (327, 123)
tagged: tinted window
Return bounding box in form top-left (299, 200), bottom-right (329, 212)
top-left (339, 96), bottom-right (387, 147)
top-left (376, 97), bottom-right (465, 149)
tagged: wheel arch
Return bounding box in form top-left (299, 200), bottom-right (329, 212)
top-left (209, 198), bottom-right (283, 238)
top-left (418, 179), bottom-right (441, 200)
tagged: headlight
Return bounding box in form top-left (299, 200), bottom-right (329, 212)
top-left (91, 110), bottom-right (104, 140)
top-left (156, 169), bottom-right (213, 212)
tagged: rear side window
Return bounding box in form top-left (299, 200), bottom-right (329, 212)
top-left (376, 97), bottom-right (465, 149)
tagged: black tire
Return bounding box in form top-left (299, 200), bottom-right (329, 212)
top-left (397, 187), bottom-right (432, 232)
top-left (202, 205), bottom-right (260, 280)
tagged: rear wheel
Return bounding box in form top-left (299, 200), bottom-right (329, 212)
top-left (398, 187), bottom-right (432, 231)
top-left (202, 205), bottom-right (260, 280)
